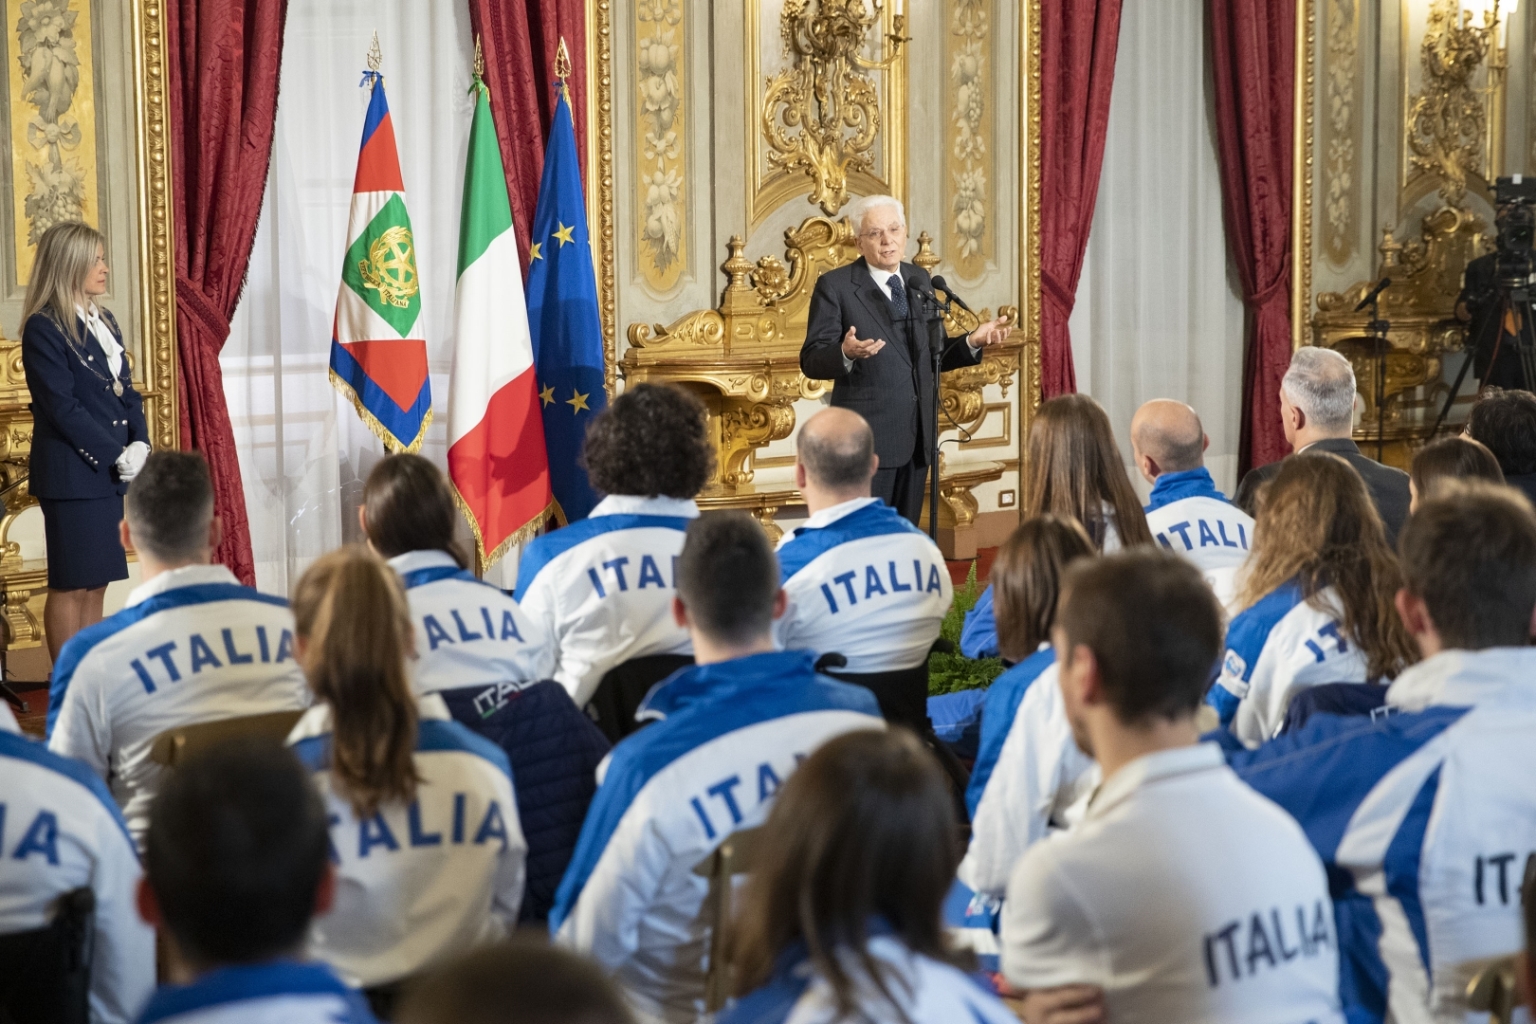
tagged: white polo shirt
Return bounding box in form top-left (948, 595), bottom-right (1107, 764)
top-left (1002, 743), bottom-right (1342, 1024)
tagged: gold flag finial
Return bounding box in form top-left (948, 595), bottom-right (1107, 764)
top-left (367, 30), bottom-right (382, 72)
top-left (555, 36), bottom-right (572, 80)
top-left (473, 35), bottom-right (484, 81)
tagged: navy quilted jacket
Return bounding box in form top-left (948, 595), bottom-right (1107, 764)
top-left (438, 680), bottom-right (611, 923)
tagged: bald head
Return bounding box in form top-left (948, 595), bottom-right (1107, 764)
top-left (797, 407), bottom-right (877, 497)
top-left (1131, 400), bottom-right (1207, 482)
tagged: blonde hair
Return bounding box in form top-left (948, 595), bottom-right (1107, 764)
top-left (23, 222), bottom-right (105, 345)
top-left (292, 546), bottom-right (419, 819)
top-left (1237, 453), bottom-right (1416, 680)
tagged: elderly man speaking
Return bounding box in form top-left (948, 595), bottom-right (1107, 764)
top-left (800, 195), bottom-right (1009, 523)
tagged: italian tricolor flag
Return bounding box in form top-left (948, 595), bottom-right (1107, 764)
top-left (447, 77), bottom-right (554, 567)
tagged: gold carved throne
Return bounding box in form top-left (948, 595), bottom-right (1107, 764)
top-left (621, 215), bottom-right (1024, 550)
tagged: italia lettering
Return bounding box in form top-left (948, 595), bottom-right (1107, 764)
top-left (1474, 851), bottom-right (1533, 905)
top-left (0, 805), bottom-right (61, 865)
top-left (818, 560), bottom-right (945, 613)
top-left (129, 625), bottom-right (293, 693)
top-left (690, 754), bottom-right (809, 840)
top-left (587, 554), bottom-right (676, 599)
top-left (346, 794), bottom-right (509, 858)
top-left (1303, 621), bottom-right (1348, 663)
top-left (1203, 901), bottom-right (1331, 987)
top-left (420, 608), bottom-right (528, 651)
top-left (1157, 518), bottom-right (1251, 552)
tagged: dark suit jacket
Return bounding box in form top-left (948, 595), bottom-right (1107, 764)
top-left (22, 308), bottom-right (148, 500)
top-left (800, 257), bottom-right (981, 468)
top-left (1234, 437), bottom-right (1412, 545)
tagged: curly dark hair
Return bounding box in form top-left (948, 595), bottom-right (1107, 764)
top-left (1467, 387), bottom-right (1536, 476)
top-left (581, 383), bottom-right (714, 498)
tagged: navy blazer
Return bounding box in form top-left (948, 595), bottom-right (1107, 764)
top-left (22, 307), bottom-right (147, 500)
top-left (801, 258), bottom-right (982, 468)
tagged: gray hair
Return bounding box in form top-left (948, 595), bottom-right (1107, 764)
top-left (1281, 347), bottom-right (1357, 431)
top-left (850, 194), bottom-right (906, 236)
top-left (797, 410), bottom-right (875, 491)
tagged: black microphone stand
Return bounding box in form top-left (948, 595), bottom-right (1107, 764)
top-left (1364, 294), bottom-right (1390, 462)
top-left (908, 284), bottom-right (954, 544)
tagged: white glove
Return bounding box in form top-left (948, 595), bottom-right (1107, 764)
top-left (116, 441), bottom-right (150, 481)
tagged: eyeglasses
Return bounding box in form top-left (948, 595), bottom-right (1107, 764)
top-left (859, 227), bottom-right (904, 242)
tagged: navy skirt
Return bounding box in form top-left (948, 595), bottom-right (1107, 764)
top-left (39, 496), bottom-right (128, 590)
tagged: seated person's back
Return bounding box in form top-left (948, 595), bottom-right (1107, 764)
top-left (135, 738), bottom-right (378, 1024)
top-left (959, 516), bottom-right (1096, 900)
top-left (776, 408), bottom-right (952, 676)
top-left (1002, 551), bottom-right (1341, 1024)
top-left (961, 393), bottom-right (1152, 658)
top-left (359, 455), bottom-right (601, 923)
top-left (721, 730), bottom-right (1019, 1024)
top-left (1232, 482), bottom-right (1536, 1023)
top-left (46, 452), bottom-right (308, 846)
top-left (0, 712), bottom-right (152, 1024)
top-left (550, 513), bottom-right (884, 1024)
top-left (361, 454), bottom-right (553, 695)
top-left (286, 548), bottom-right (525, 990)
top-left (1130, 399), bottom-right (1253, 606)
top-left (1206, 453), bottom-right (1414, 747)
top-left (516, 384), bottom-right (712, 708)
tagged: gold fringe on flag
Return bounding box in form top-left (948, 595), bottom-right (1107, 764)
top-left (328, 368), bottom-right (432, 455)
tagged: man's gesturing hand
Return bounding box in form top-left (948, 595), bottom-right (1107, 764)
top-left (968, 313), bottom-right (1011, 350)
top-left (841, 325), bottom-right (886, 360)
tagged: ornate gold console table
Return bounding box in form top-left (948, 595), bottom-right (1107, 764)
top-left (1312, 207), bottom-right (1480, 470)
top-left (0, 336), bottom-right (48, 657)
top-left (622, 215), bottom-right (1028, 553)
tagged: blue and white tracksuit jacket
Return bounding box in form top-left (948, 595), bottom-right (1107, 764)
top-left (388, 549), bottom-right (554, 694)
top-left (1144, 467), bottom-right (1253, 609)
top-left (289, 695), bottom-right (526, 988)
top-left (956, 647), bottom-right (1095, 899)
top-left (718, 932), bottom-right (1018, 1024)
top-left (134, 961), bottom-right (377, 1024)
top-left (776, 498), bottom-right (952, 673)
top-left (1206, 580), bottom-right (1369, 748)
top-left (515, 495), bottom-right (697, 707)
top-left (550, 650), bottom-right (884, 1024)
top-left (1231, 647), bottom-right (1536, 1024)
top-left (0, 719), bottom-right (154, 1024)
top-left (46, 565), bottom-right (310, 846)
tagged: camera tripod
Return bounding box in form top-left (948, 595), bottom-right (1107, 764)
top-left (1431, 281), bottom-right (1536, 437)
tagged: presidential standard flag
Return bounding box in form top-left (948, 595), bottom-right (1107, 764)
top-left (526, 76), bottom-right (605, 522)
top-left (447, 75), bottom-right (554, 567)
top-left (329, 68), bottom-right (432, 453)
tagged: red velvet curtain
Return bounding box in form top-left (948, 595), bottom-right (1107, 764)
top-left (1209, 0), bottom-right (1295, 475)
top-left (1038, 0), bottom-right (1122, 398)
top-left (466, 1), bottom-right (587, 265)
top-left (167, 0), bottom-right (288, 585)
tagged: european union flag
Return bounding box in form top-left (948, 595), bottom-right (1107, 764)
top-left (526, 84), bottom-right (606, 523)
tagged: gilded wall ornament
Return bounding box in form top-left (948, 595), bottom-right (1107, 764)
top-left (947, 0), bottom-right (990, 278)
top-left (634, 0), bottom-right (684, 288)
top-left (1322, 0), bottom-right (1357, 265)
top-left (1405, 0), bottom-right (1493, 207)
top-left (761, 0), bottom-right (906, 216)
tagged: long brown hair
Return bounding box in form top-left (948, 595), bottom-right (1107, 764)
top-left (292, 547), bottom-right (419, 818)
top-left (1237, 454), bottom-right (1416, 680)
top-left (1024, 394), bottom-right (1154, 551)
top-left (728, 729), bottom-right (959, 1022)
top-left (363, 453), bottom-right (470, 568)
top-left (23, 221), bottom-right (106, 345)
top-left (991, 515), bottom-right (1095, 663)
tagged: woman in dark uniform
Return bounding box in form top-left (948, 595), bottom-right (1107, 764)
top-left (21, 222), bottom-right (149, 662)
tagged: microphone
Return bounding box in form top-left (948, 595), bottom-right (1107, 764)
top-left (1354, 277), bottom-right (1392, 312)
top-left (932, 276), bottom-right (974, 313)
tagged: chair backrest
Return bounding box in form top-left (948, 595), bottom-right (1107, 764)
top-left (589, 653), bottom-right (694, 743)
top-left (692, 825), bottom-right (766, 1014)
top-left (1465, 955), bottom-right (1519, 1024)
top-left (0, 887), bottom-right (95, 1024)
top-left (148, 709), bottom-right (306, 768)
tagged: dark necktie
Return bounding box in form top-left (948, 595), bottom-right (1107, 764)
top-left (886, 274), bottom-right (910, 320)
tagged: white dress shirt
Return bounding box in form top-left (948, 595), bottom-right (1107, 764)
top-left (77, 302), bottom-right (124, 377)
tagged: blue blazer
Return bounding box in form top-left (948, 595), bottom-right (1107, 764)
top-left (22, 308), bottom-right (148, 500)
